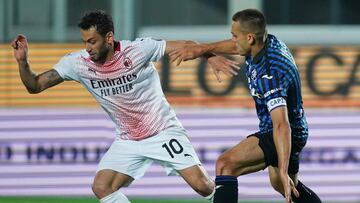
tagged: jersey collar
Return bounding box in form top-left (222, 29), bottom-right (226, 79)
top-left (252, 36), bottom-right (269, 64)
top-left (114, 41), bottom-right (120, 51)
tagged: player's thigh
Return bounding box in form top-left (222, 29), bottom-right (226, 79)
top-left (143, 128), bottom-right (214, 195)
top-left (140, 127), bottom-right (202, 175)
top-left (93, 169), bottom-right (134, 191)
top-left (96, 139), bottom-right (153, 185)
top-left (217, 136), bottom-right (266, 175)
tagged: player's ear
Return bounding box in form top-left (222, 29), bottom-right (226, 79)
top-left (105, 31), bottom-right (114, 44)
top-left (247, 33), bottom-right (255, 45)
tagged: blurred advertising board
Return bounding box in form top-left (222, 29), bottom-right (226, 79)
top-left (0, 44), bottom-right (359, 108)
top-left (0, 108), bottom-right (359, 201)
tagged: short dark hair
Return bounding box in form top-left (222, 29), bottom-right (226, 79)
top-left (232, 9), bottom-right (266, 37)
top-left (78, 10), bottom-right (114, 37)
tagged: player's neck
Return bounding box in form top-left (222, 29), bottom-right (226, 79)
top-left (250, 41), bottom-right (265, 60)
top-left (105, 47), bottom-right (115, 63)
top-left (99, 44), bottom-right (115, 65)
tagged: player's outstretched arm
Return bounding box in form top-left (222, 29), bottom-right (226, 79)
top-left (169, 39), bottom-right (238, 66)
top-left (202, 39), bottom-right (239, 55)
top-left (165, 40), bottom-right (198, 54)
top-left (167, 40), bottom-right (240, 82)
top-left (11, 34), bottom-right (64, 94)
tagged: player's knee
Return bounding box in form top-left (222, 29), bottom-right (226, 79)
top-left (216, 154), bottom-right (240, 175)
top-left (92, 183), bottom-right (113, 199)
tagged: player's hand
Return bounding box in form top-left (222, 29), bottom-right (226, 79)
top-left (207, 55), bottom-right (240, 82)
top-left (280, 173), bottom-right (299, 203)
top-left (169, 44), bottom-right (206, 66)
top-left (11, 34), bottom-right (29, 63)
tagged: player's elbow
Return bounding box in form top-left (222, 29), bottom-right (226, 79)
top-left (26, 86), bottom-right (42, 94)
top-left (273, 121), bottom-right (291, 135)
top-left (184, 40), bottom-right (199, 45)
top-left (27, 89), bottom-right (40, 94)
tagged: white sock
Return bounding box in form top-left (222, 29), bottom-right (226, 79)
top-left (205, 186), bottom-right (216, 202)
top-left (99, 190), bottom-right (131, 203)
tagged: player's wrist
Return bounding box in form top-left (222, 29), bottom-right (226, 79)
top-left (279, 169), bottom-right (289, 179)
top-left (200, 44), bottom-right (217, 59)
top-left (203, 43), bottom-right (215, 54)
top-left (18, 59), bottom-right (29, 66)
top-left (203, 53), bottom-right (216, 60)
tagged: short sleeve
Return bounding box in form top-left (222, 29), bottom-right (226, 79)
top-left (53, 53), bottom-right (80, 82)
top-left (135, 38), bottom-right (166, 62)
top-left (257, 70), bottom-right (290, 112)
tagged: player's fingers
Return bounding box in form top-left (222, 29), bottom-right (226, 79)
top-left (212, 68), bottom-right (222, 83)
top-left (292, 187), bottom-right (299, 198)
top-left (16, 35), bottom-right (28, 49)
top-left (291, 181), bottom-right (299, 198)
top-left (10, 39), bottom-right (17, 49)
top-left (221, 68), bottom-right (234, 77)
top-left (224, 64), bottom-right (238, 75)
top-left (182, 54), bottom-right (194, 61)
top-left (168, 49), bottom-right (179, 57)
top-left (285, 190), bottom-right (292, 203)
top-left (230, 62), bottom-right (241, 70)
top-left (176, 57), bottom-right (184, 66)
top-left (224, 59), bottom-right (240, 70)
top-left (17, 41), bottom-right (25, 49)
top-left (10, 35), bottom-right (21, 49)
top-left (18, 34), bottom-right (27, 42)
top-left (16, 40), bottom-right (23, 50)
top-left (225, 59), bottom-right (240, 68)
top-left (168, 50), bottom-right (180, 62)
top-left (215, 59), bottom-right (238, 76)
top-left (168, 51), bottom-right (175, 58)
top-left (215, 71), bottom-right (221, 83)
top-left (169, 54), bottom-right (179, 63)
top-left (170, 52), bottom-right (184, 64)
top-left (15, 35), bottom-right (25, 46)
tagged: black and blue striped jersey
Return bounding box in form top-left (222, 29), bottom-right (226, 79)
top-left (245, 34), bottom-right (308, 141)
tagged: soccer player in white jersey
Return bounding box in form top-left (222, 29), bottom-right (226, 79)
top-left (11, 10), bottom-right (216, 203)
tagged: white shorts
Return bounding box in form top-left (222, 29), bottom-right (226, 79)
top-left (97, 126), bottom-right (201, 180)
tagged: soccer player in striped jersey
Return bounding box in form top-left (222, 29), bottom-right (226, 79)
top-left (11, 10), bottom-right (215, 203)
top-left (170, 9), bottom-right (322, 203)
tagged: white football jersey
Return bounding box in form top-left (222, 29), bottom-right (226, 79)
top-left (54, 38), bottom-right (183, 140)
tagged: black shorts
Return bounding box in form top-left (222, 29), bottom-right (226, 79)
top-left (248, 131), bottom-right (307, 174)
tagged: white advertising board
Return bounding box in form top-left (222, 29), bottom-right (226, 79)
top-left (0, 108), bottom-right (359, 201)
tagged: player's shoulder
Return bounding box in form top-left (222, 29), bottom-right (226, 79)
top-left (268, 34), bottom-right (286, 48)
top-left (60, 49), bottom-right (88, 62)
top-left (268, 34), bottom-right (290, 53)
top-left (120, 38), bottom-right (163, 50)
top-left (267, 35), bottom-right (295, 65)
top-left (133, 37), bottom-right (163, 44)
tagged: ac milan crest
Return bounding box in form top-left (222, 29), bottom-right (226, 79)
top-left (124, 57), bottom-right (133, 69)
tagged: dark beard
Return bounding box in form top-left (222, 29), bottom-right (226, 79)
top-left (92, 44), bottom-right (110, 64)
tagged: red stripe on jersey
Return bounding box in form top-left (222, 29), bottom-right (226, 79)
top-left (76, 40), bottom-right (169, 141)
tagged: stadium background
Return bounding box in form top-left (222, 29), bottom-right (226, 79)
top-left (0, 0), bottom-right (360, 202)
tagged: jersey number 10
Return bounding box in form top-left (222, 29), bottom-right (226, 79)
top-left (162, 139), bottom-right (184, 158)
